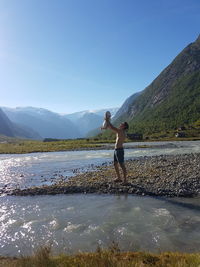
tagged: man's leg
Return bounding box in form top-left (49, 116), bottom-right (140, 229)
top-left (114, 150), bottom-right (122, 181)
top-left (114, 162), bottom-right (122, 181)
top-left (120, 163), bottom-right (127, 183)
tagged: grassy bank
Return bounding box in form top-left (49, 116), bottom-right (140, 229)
top-left (0, 139), bottom-right (115, 154)
top-left (0, 136), bottom-right (200, 154)
top-left (1, 246), bottom-right (200, 267)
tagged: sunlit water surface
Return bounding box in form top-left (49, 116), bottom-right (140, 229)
top-left (0, 141), bottom-right (200, 256)
top-left (0, 141), bottom-right (200, 190)
top-left (0, 194), bottom-right (200, 256)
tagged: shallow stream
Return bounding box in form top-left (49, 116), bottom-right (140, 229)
top-left (0, 141), bottom-right (200, 256)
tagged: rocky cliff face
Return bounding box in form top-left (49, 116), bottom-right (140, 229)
top-left (114, 92), bottom-right (141, 120)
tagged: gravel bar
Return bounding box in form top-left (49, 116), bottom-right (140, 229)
top-left (8, 153), bottom-right (200, 197)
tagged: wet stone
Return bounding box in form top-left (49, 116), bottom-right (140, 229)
top-left (6, 153), bottom-right (200, 198)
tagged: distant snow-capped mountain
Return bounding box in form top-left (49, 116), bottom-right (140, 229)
top-left (2, 106), bottom-right (81, 139)
top-left (64, 108), bottom-right (118, 122)
top-left (2, 107), bottom-right (119, 139)
top-left (64, 108), bottom-right (119, 136)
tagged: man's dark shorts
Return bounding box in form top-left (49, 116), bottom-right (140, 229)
top-left (114, 148), bottom-right (124, 164)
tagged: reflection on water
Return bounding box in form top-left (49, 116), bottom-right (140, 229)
top-left (0, 151), bottom-right (113, 190)
top-left (0, 141), bottom-right (200, 256)
top-left (0, 194), bottom-right (200, 256)
top-left (0, 141), bottom-right (200, 190)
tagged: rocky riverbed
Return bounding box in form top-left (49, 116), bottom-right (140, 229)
top-left (7, 153), bottom-right (200, 197)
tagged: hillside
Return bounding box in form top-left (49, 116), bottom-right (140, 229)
top-left (2, 107), bottom-right (81, 139)
top-left (0, 108), bottom-right (15, 137)
top-left (0, 108), bottom-right (41, 139)
top-left (114, 35), bottom-right (200, 135)
top-left (2, 107), bottom-right (119, 139)
top-left (113, 92), bottom-right (142, 120)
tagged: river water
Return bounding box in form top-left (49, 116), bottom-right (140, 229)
top-left (0, 141), bottom-right (200, 190)
top-left (0, 141), bottom-right (200, 256)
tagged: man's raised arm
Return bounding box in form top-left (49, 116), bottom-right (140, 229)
top-left (106, 120), bottom-right (119, 133)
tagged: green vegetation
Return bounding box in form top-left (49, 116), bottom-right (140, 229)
top-left (98, 71), bottom-right (200, 140)
top-left (127, 72), bottom-right (200, 135)
top-left (0, 138), bottom-right (115, 154)
top-left (97, 120), bottom-right (200, 141)
top-left (1, 245), bottom-right (199, 267)
top-left (99, 37), bottom-right (200, 140)
top-left (1, 131), bottom-right (200, 154)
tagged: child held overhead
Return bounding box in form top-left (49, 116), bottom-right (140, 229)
top-left (101, 111), bottom-right (111, 130)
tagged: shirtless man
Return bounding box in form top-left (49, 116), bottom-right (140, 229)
top-left (106, 120), bottom-right (129, 183)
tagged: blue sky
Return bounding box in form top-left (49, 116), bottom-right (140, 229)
top-left (0, 0), bottom-right (200, 114)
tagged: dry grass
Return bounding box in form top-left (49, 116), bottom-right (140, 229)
top-left (1, 245), bottom-right (200, 267)
top-left (0, 139), bottom-right (114, 154)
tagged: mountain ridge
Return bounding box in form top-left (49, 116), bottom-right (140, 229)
top-left (2, 107), bottom-right (81, 139)
top-left (0, 108), bottom-right (15, 137)
top-left (64, 107), bottom-right (119, 136)
top-left (113, 35), bottom-right (200, 135)
top-left (0, 108), bottom-right (41, 139)
top-left (2, 106), bottom-right (119, 139)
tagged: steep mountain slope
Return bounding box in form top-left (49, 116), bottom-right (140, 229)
top-left (3, 107), bottom-right (81, 139)
top-left (0, 108), bottom-right (15, 137)
top-left (12, 123), bottom-right (42, 140)
top-left (0, 108), bottom-right (41, 139)
top-left (113, 92), bottom-right (141, 120)
top-left (115, 35), bottom-right (200, 134)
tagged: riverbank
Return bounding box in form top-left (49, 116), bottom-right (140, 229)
top-left (0, 139), bottom-right (110, 154)
top-left (1, 247), bottom-right (200, 267)
top-left (9, 153), bottom-right (200, 197)
top-left (1, 137), bottom-right (200, 154)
